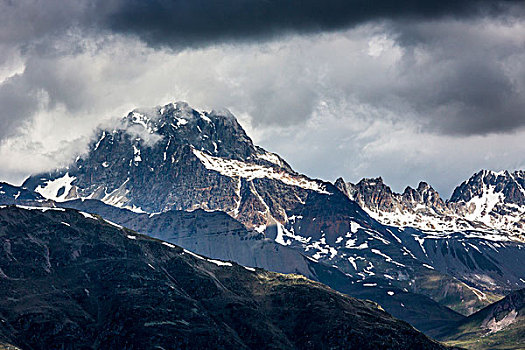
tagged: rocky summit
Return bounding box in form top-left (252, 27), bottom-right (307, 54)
top-left (0, 206), bottom-right (450, 350)
top-left (23, 101), bottom-right (320, 231)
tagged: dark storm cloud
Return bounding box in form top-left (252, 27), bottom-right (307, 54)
top-left (95, 0), bottom-right (525, 136)
top-left (1, 0), bottom-right (518, 50)
top-left (104, 0), bottom-right (520, 47)
top-left (383, 19), bottom-right (525, 135)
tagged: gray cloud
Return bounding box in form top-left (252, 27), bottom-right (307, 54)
top-left (386, 19), bottom-right (525, 135)
top-left (0, 75), bottom-right (40, 140)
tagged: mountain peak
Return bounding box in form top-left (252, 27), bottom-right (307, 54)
top-left (23, 102), bottom-right (326, 225)
top-left (449, 169), bottom-right (524, 204)
top-left (417, 181), bottom-right (432, 192)
top-left (358, 177), bottom-right (385, 187)
top-left (123, 101), bottom-right (230, 133)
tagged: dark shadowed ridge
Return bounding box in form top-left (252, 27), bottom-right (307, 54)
top-left (0, 206), bottom-right (452, 350)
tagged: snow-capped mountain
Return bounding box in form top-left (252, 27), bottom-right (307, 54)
top-left (24, 102), bottom-right (328, 230)
top-left (21, 102), bottom-right (525, 324)
top-left (450, 170), bottom-right (525, 234)
top-left (336, 170), bottom-right (525, 239)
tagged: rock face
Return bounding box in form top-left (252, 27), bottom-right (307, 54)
top-left (0, 206), bottom-right (450, 350)
top-left (437, 288), bottom-right (525, 350)
top-left (61, 198), bottom-right (322, 281)
top-left (336, 170), bottom-right (525, 238)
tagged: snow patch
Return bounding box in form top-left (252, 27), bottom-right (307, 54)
top-left (485, 310), bottom-right (518, 333)
top-left (193, 149), bottom-right (329, 194)
top-left (183, 249), bottom-right (204, 260)
top-left (256, 151), bottom-right (283, 167)
top-left (15, 205), bottom-right (65, 212)
top-left (207, 259), bottom-right (233, 267)
top-left (35, 173), bottom-right (77, 202)
top-left (79, 212), bottom-right (97, 220)
top-left (350, 221), bottom-right (362, 233)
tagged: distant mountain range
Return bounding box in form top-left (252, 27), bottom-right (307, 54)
top-left (2, 101), bottom-right (524, 348)
top-left (336, 170), bottom-right (525, 239)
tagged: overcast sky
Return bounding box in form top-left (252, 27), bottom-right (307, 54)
top-left (1, 0), bottom-right (524, 197)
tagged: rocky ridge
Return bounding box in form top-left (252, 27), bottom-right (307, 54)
top-left (0, 183), bottom-right (44, 205)
top-left (336, 170), bottom-right (525, 239)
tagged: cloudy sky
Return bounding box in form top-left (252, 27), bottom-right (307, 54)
top-left (1, 0), bottom-right (524, 197)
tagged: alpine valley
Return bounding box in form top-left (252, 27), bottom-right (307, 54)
top-left (2, 102), bottom-right (524, 349)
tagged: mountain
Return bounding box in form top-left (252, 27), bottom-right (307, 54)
top-left (450, 170), bottom-right (525, 235)
top-left (265, 188), bottom-right (518, 315)
top-left (0, 205), bottom-right (452, 350)
top-left (60, 198), bottom-right (324, 282)
top-left (21, 102), bottom-right (525, 322)
top-left (23, 101), bottom-right (323, 231)
top-left (335, 170), bottom-right (525, 239)
top-left (437, 288), bottom-right (525, 349)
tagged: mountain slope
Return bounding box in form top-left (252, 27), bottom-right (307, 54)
top-left (269, 188), bottom-right (511, 315)
top-left (0, 206), bottom-right (451, 350)
top-left (0, 183), bottom-right (44, 205)
top-left (438, 288), bottom-right (525, 349)
top-left (59, 198), bottom-right (466, 334)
